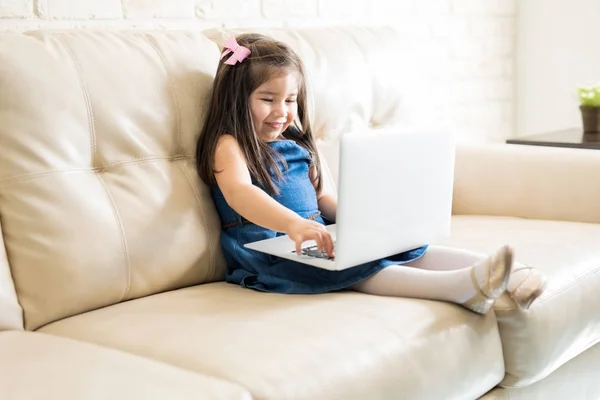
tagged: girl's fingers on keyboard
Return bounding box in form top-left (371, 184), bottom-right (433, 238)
top-left (324, 231), bottom-right (335, 257)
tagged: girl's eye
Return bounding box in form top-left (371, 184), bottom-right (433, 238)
top-left (261, 98), bottom-right (273, 103)
top-left (286, 99), bottom-right (297, 103)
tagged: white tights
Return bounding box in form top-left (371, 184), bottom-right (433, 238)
top-left (351, 245), bottom-right (502, 304)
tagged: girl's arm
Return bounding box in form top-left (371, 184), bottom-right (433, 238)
top-left (310, 165), bottom-right (337, 223)
top-left (214, 135), bottom-right (334, 256)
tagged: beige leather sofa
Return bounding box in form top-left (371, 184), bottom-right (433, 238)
top-left (0, 26), bottom-right (599, 400)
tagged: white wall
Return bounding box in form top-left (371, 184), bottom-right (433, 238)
top-left (515, 0), bottom-right (600, 137)
top-left (0, 0), bottom-right (516, 143)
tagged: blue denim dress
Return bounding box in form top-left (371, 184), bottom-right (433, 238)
top-left (211, 139), bottom-right (428, 294)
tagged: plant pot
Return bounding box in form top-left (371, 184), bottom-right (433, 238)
top-left (580, 106), bottom-right (600, 133)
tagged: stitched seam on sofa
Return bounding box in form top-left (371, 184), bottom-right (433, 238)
top-left (57, 37), bottom-right (97, 168)
top-left (0, 156), bottom-right (195, 185)
top-left (179, 162), bottom-right (215, 282)
top-left (102, 155), bottom-right (191, 169)
top-left (142, 34), bottom-right (182, 157)
top-left (96, 173), bottom-right (132, 301)
top-left (495, 262), bottom-right (600, 312)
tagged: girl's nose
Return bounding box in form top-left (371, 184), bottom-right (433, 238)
top-left (273, 102), bottom-right (287, 117)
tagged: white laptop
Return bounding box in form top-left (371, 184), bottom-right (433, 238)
top-left (244, 130), bottom-right (456, 271)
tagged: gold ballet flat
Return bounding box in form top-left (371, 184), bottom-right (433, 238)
top-left (462, 245), bottom-right (514, 315)
top-left (507, 265), bottom-right (548, 310)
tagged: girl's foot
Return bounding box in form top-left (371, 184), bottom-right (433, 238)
top-left (462, 245), bottom-right (514, 315)
top-left (507, 265), bottom-right (548, 310)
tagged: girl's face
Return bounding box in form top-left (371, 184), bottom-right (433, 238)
top-left (249, 72), bottom-right (298, 142)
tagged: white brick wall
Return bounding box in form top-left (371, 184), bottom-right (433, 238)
top-left (122, 0), bottom-right (196, 19)
top-left (0, 0), bottom-right (33, 18)
top-left (36, 0), bottom-right (123, 19)
top-left (0, 0), bottom-right (515, 142)
top-left (263, 0), bottom-right (318, 19)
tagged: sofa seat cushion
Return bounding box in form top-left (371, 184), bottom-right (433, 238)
top-left (438, 215), bottom-right (600, 387)
top-left (0, 331), bottom-right (250, 400)
top-left (39, 283), bottom-right (504, 400)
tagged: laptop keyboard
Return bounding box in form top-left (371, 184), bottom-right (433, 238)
top-left (292, 242), bottom-right (336, 260)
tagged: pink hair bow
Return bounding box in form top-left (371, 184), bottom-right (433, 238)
top-left (220, 37), bottom-right (251, 65)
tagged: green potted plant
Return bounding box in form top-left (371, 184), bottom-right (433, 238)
top-left (578, 83), bottom-right (600, 133)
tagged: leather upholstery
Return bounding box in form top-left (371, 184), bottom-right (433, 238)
top-left (0, 31), bottom-right (226, 330)
top-left (39, 282), bottom-right (504, 400)
top-left (0, 331), bottom-right (251, 400)
top-left (453, 143), bottom-right (600, 224)
top-left (480, 342), bottom-right (600, 399)
top-left (0, 33), bottom-right (24, 333)
top-left (439, 215), bottom-right (600, 386)
top-left (0, 220), bottom-right (22, 331)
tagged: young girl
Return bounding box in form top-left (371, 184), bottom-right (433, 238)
top-left (196, 33), bottom-right (547, 314)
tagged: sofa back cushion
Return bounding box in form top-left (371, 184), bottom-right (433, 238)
top-left (0, 31), bottom-right (226, 330)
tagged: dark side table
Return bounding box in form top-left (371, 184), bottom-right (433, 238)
top-left (506, 128), bottom-right (600, 150)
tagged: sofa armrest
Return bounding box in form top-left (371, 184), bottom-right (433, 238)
top-left (453, 143), bottom-right (600, 224)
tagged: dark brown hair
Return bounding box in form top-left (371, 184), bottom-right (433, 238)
top-left (196, 33), bottom-right (322, 195)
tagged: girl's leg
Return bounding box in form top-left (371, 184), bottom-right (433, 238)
top-left (406, 245), bottom-right (548, 310)
top-left (404, 245), bottom-right (488, 271)
top-left (352, 245), bottom-right (513, 315)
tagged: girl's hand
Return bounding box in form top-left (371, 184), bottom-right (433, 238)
top-left (286, 218), bottom-right (335, 258)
